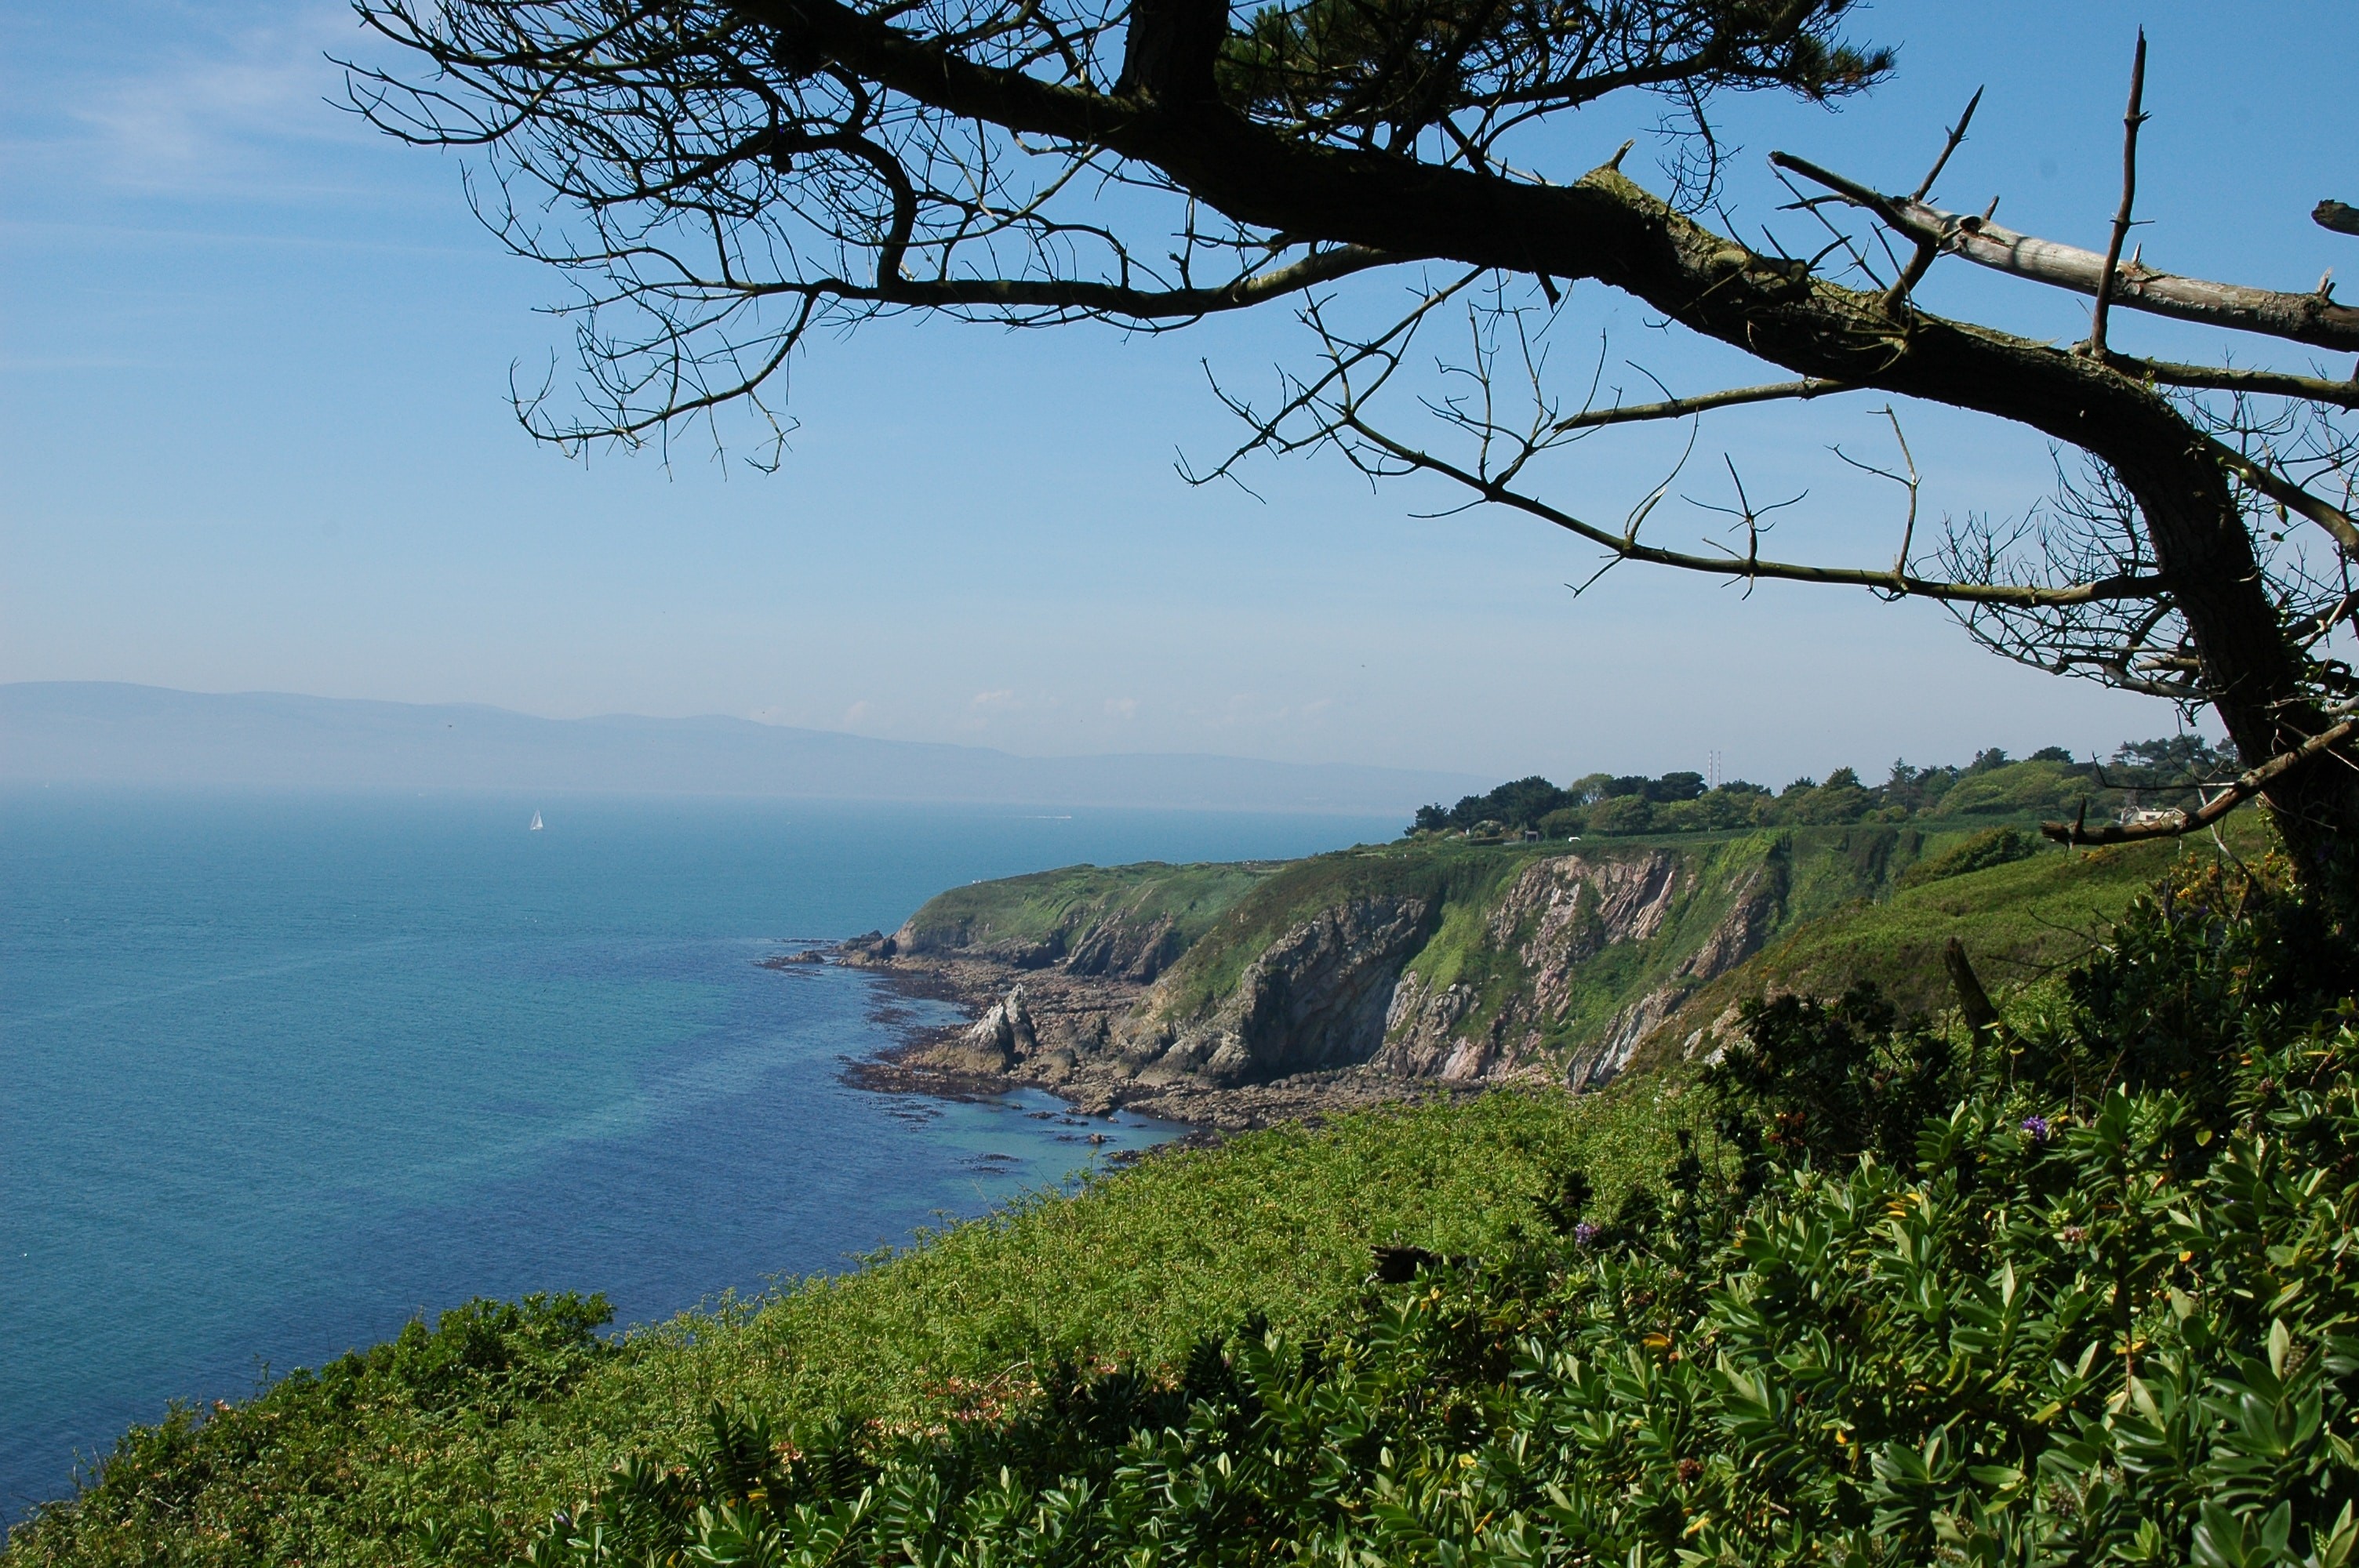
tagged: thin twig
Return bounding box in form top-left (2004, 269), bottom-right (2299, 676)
top-left (1550, 377), bottom-right (1855, 434)
top-left (1912, 87), bottom-right (1985, 204)
top-left (1883, 87), bottom-right (1984, 314)
top-left (2086, 30), bottom-right (2149, 356)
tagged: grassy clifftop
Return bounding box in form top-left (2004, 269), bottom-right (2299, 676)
top-left (892, 860), bottom-right (1278, 976)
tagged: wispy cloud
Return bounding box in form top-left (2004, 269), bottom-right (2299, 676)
top-left (958, 688), bottom-right (1020, 731)
top-left (21, 4), bottom-right (387, 200)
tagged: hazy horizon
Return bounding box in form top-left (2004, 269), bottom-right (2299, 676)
top-left (1, 679), bottom-right (2216, 805)
top-left (0, 681), bottom-right (1496, 812)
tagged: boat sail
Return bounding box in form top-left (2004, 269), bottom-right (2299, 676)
top-left (529, 811), bottom-right (544, 832)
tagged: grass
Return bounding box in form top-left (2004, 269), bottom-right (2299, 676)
top-left (1627, 818), bottom-right (2279, 1076)
top-left (1141, 844), bottom-right (1490, 1021)
top-left (3, 1080), bottom-right (1690, 1566)
top-left (896, 860), bottom-right (1275, 960)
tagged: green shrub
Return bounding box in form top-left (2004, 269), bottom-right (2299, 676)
top-left (1704, 983), bottom-right (1958, 1189)
top-left (1896, 825), bottom-right (2042, 887)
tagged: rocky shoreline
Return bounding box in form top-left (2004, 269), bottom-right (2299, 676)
top-left (813, 932), bottom-right (1513, 1132)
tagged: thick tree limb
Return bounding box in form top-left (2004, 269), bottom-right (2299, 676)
top-left (1773, 152), bottom-right (2359, 353)
top-left (1114, 0), bottom-right (1227, 102)
top-left (2318, 201), bottom-right (2359, 238)
top-left (1943, 938), bottom-right (2006, 1044)
top-left (838, 244), bottom-right (1401, 317)
top-left (2041, 714), bottom-right (2359, 845)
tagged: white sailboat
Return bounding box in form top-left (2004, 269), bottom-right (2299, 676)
top-left (529, 811), bottom-right (544, 832)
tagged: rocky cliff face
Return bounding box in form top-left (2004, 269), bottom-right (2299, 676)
top-left (854, 834), bottom-right (1849, 1125)
top-left (1117, 895), bottom-right (1435, 1088)
top-left (1368, 848), bottom-right (1783, 1088)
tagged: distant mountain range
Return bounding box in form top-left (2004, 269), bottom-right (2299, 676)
top-left (0, 684), bottom-right (1485, 815)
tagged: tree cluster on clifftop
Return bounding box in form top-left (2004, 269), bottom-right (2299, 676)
top-left (1411, 735), bottom-right (2233, 840)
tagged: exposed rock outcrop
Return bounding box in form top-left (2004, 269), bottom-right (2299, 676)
top-left (1360, 849), bottom-right (1784, 1092)
top-left (935, 984), bottom-right (1038, 1073)
top-left (1118, 895), bottom-right (1436, 1088)
top-left (1561, 858), bottom-right (1784, 1087)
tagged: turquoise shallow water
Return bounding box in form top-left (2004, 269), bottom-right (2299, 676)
top-left (0, 788), bottom-right (1396, 1522)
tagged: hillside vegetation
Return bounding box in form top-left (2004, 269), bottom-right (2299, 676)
top-left (889, 860), bottom-right (1278, 978)
top-left (2, 1083), bottom-right (1687, 1566)
top-left (1623, 822), bottom-right (2274, 1074)
top-left (487, 852), bottom-right (2356, 1568)
top-left (870, 742), bottom-right (2249, 1108)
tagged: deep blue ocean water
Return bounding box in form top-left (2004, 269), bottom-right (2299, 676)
top-left (0, 788), bottom-right (1397, 1523)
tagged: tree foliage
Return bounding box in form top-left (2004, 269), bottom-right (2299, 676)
top-left (1408, 735), bottom-right (2235, 839)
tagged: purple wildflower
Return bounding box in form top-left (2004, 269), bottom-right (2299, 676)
top-left (2021, 1115), bottom-right (2051, 1144)
top-left (1572, 1222), bottom-right (1601, 1247)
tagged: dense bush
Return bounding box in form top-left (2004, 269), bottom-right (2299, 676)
top-left (17, 1294), bottom-right (613, 1566)
top-left (1896, 826), bottom-right (2043, 887)
top-left (514, 857), bottom-right (2357, 1566)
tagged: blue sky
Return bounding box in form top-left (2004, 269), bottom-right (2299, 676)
top-left (3, 2), bottom-right (2352, 786)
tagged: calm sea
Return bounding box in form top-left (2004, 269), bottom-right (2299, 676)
top-left (0, 788), bottom-right (1396, 1522)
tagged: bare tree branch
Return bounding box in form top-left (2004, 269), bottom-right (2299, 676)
top-left (1881, 85), bottom-right (1981, 311)
top-left (1772, 151), bottom-right (2359, 353)
top-left (2120, 357), bottom-right (2359, 411)
top-left (1338, 412), bottom-right (2164, 609)
top-left (1550, 376), bottom-right (1856, 433)
top-left (2201, 433), bottom-right (2359, 557)
top-left (346, 0), bottom-right (2359, 891)
top-left (2084, 31), bottom-right (2146, 357)
top-left (2043, 713), bottom-right (2358, 844)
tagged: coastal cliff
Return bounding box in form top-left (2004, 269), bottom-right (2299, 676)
top-left (840, 825), bottom-right (2041, 1127)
